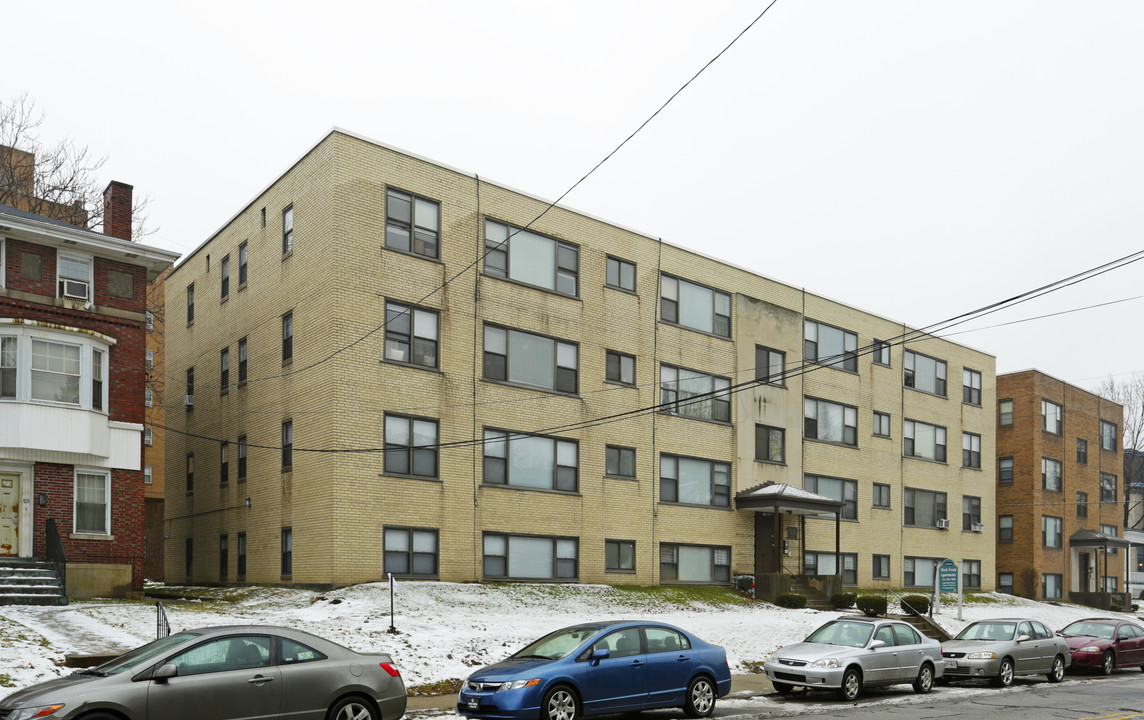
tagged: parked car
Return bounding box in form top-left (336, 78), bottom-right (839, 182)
top-left (1059, 618), bottom-right (1144, 674)
top-left (762, 616), bottom-right (944, 701)
top-left (457, 620), bottom-right (731, 720)
top-left (941, 617), bottom-right (1069, 686)
top-left (0, 625), bottom-right (406, 720)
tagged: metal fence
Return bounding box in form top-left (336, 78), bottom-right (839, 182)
top-left (156, 601), bottom-right (170, 639)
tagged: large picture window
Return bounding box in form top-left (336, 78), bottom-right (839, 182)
top-left (905, 420), bottom-right (946, 462)
top-left (660, 455), bottom-right (730, 507)
top-left (904, 557), bottom-right (940, 587)
top-left (904, 351), bottom-right (946, 396)
top-left (384, 527), bottom-right (439, 577)
top-left (384, 415), bottom-right (439, 479)
top-left (74, 470), bottom-right (109, 535)
top-left (484, 325), bottom-right (577, 394)
top-left (0, 327), bottom-right (110, 411)
top-left (660, 543), bottom-right (730, 583)
top-left (660, 365), bottom-right (730, 422)
top-left (483, 430), bottom-right (578, 492)
top-left (483, 533), bottom-right (577, 580)
top-left (804, 398), bottom-right (857, 446)
top-left (904, 488), bottom-right (947, 528)
top-left (485, 219), bottom-right (578, 296)
top-left (804, 475), bottom-right (857, 519)
top-left (804, 320), bottom-right (857, 372)
top-left (660, 275), bottom-right (731, 337)
top-left (804, 552), bottom-right (857, 586)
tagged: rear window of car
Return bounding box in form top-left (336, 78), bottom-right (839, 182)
top-left (280, 637), bottom-right (327, 664)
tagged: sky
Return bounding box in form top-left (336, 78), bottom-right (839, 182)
top-left (5, 0), bottom-right (1144, 391)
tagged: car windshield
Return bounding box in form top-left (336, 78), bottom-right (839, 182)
top-left (805, 621), bottom-right (873, 648)
top-left (1060, 621), bottom-right (1115, 639)
top-left (90, 632), bottom-right (202, 675)
top-left (955, 622), bottom-right (1016, 641)
top-left (511, 625), bottom-right (601, 661)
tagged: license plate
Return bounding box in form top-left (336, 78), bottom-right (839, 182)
top-left (467, 699), bottom-right (480, 710)
top-left (946, 660), bottom-right (957, 669)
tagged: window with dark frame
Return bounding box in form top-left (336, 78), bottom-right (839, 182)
top-left (871, 554), bottom-right (890, 580)
top-left (385, 302), bottom-right (439, 369)
top-left (221, 254), bottom-right (230, 299)
top-left (1100, 523), bottom-right (1119, 555)
top-left (999, 515), bottom-right (1013, 542)
top-left (1101, 420), bottom-right (1117, 451)
top-left (660, 454), bottom-right (730, 507)
top-left (962, 368), bottom-right (981, 405)
top-left (1042, 515), bottom-right (1062, 548)
top-left (219, 442), bottom-right (228, 486)
top-left (660, 274), bottom-right (731, 338)
top-left (1042, 573), bottom-right (1063, 599)
top-left (803, 552), bottom-right (858, 586)
top-left (999, 456), bottom-right (1013, 483)
top-left (605, 350), bottom-right (635, 385)
top-left (1042, 399), bottom-right (1062, 434)
top-left (384, 415), bottom-right (439, 479)
top-left (238, 337), bottom-right (248, 383)
top-left (92, 350), bottom-right (103, 412)
top-left (185, 366), bottom-right (194, 408)
top-left (282, 419), bottom-right (293, 469)
top-left (605, 539), bottom-right (635, 572)
top-left (219, 534), bottom-right (228, 581)
top-left (237, 435), bottom-right (247, 481)
top-left (1077, 438), bottom-right (1088, 464)
top-left (659, 543), bottom-right (730, 583)
top-left (962, 560), bottom-right (981, 589)
top-left (999, 399), bottom-right (1014, 426)
top-left (962, 432), bottom-right (981, 468)
top-left (483, 533), bottom-right (578, 580)
top-left (605, 445), bottom-right (636, 478)
top-left (220, 347), bottom-right (229, 392)
top-left (282, 205), bottom-right (294, 254)
top-left (605, 256), bottom-right (636, 292)
top-left (904, 488), bottom-right (946, 527)
top-left (281, 527), bottom-right (293, 575)
top-left (187, 283), bottom-right (194, 324)
top-left (873, 483), bottom-right (890, 508)
top-left (484, 219), bottom-right (578, 296)
top-left (804, 397), bottom-right (858, 446)
top-left (904, 419), bottom-right (946, 461)
top-left (185, 538), bottom-right (193, 580)
top-left (804, 320), bottom-right (857, 372)
top-left (904, 350), bottom-right (946, 396)
top-left (236, 532), bottom-right (246, 578)
top-left (483, 429), bottom-right (578, 492)
top-left (386, 189), bottom-right (440, 259)
top-left (483, 325), bottom-right (577, 394)
top-left (755, 346), bottom-right (785, 385)
top-left (962, 495), bottom-right (981, 531)
top-left (755, 424), bottom-right (784, 464)
top-left (1042, 457), bottom-right (1062, 491)
top-left (1077, 491), bottom-right (1088, 518)
top-left (282, 311), bottom-right (293, 363)
top-left (661, 365), bottom-right (731, 422)
top-left (1100, 472), bottom-right (1117, 502)
top-left (238, 241), bottom-right (248, 285)
top-left (185, 453), bottom-right (194, 494)
top-left (872, 340), bottom-right (890, 366)
top-left (998, 572), bottom-right (1014, 594)
top-left (873, 411), bottom-right (891, 437)
top-left (384, 526), bottom-right (439, 577)
top-left (804, 475), bottom-right (858, 520)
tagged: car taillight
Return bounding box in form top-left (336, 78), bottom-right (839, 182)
top-left (380, 662), bottom-right (401, 677)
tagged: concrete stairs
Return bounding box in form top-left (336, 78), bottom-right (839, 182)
top-left (892, 612), bottom-right (951, 642)
top-left (0, 558), bottom-right (67, 606)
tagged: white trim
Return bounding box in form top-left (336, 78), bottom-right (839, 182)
top-left (0, 236), bottom-right (6, 289)
top-left (73, 467), bottom-right (111, 536)
top-left (0, 324), bottom-right (110, 411)
top-left (56, 249), bottom-right (94, 302)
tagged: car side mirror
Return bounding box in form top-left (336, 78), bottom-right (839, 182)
top-left (590, 649), bottom-right (610, 666)
top-left (1016, 634), bottom-right (1031, 642)
top-left (153, 664), bottom-right (178, 683)
top-left (869, 640), bottom-right (886, 650)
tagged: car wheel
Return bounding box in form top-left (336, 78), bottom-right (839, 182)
top-left (1047, 655), bottom-right (1065, 683)
top-left (542, 685), bottom-right (579, 720)
top-left (913, 663), bottom-right (934, 694)
top-left (76, 714), bottom-right (119, 720)
top-left (1101, 650), bottom-right (1114, 676)
top-left (683, 676), bottom-right (716, 718)
top-left (772, 681), bottom-right (794, 695)
top-left (993, 657), bottom-right (1014, 688)
top-left (329, 696), bottom-right (378, 720)
top-left (836, 667), bottom-right (862, 701)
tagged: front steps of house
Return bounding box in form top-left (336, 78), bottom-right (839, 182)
top-left (0, 558), bottom-right (67, 606)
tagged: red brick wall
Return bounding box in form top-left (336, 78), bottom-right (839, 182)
top-left (4, 239), bottom-right (56, 296)
top-left (94, 257), bottom-right (147, 314)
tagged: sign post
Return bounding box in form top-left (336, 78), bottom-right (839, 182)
top-left (938, 558), bottom-right (961, 621)
top-left (387, 573), bottom-right (398, 634)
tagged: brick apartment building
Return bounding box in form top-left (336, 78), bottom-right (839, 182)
top-left (143, 268), bottom-right (170, 581)
top-left (164, 129), bottom-right (997, 592)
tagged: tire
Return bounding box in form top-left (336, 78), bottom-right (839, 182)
top-left (329, 696), bottom-right (378, 720)
top-left (772, 681), bottom-right (794, 695)
top-left (683, 676), bottom-right (716, 718)
top-left (76, 714), bottom-right (120, 720)
top-left (1101, 650), bottom-right (1114, 676)
top-left (836, 667), bottom-right (862, 701)
top-left (913, 663), bottom-right (934, 694)
top-left (541, 685), bottom-right (579, 720)
top-left (1047, 655), bottom-right (1065, 683)
top-left (993, 657), bottom-right (1014, 688)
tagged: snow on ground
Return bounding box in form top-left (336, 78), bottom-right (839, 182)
top-left (0, 582), bottom-right (1141, 698)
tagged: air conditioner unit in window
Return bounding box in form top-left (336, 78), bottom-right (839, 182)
top-left (183, 395), bottom-right (194, 407)
top-left (971, 522), bottom-right (984, 533)
top-left (60, 279), bottom-right (89, 300)
top-left (935, 518), bottom-right (950, 530)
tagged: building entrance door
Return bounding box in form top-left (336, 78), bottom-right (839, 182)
top-left (0, 475), bottom-right (20, 556)
top-left (1079, 552), bottom-right (1092, 591)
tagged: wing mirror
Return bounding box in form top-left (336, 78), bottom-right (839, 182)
top-left (1016, 634), bottom-right (1031, 642)
top-left (589, 649), bottom-right (610, 666)
top-left (153, 664), bottom-right (178, 683)
top-left (869, 640), bottom-right (886, 650)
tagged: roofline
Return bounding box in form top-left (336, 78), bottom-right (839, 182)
top-left (998, 368), bottom-right (1124, 408)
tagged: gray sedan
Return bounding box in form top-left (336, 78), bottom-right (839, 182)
top-left (0, 625), bottom-right (406, 720)
top-left (764, 616), bottom-right (944, 701)
top-left (941, 618), bottom-right (1069, 686)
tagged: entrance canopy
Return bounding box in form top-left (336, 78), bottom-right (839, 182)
top-left (1070, 528), bottom-right (1130, 549)
top-left (735, 482), bottom-right (843, 516)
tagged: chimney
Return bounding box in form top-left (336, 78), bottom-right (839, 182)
top-left (103, 180), bottom-right (133, 242)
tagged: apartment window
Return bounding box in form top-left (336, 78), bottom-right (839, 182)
top-left (144, 427), bottom-right (153, 446)
top-left (384, 415), bottom-right (439, 479)
top-left (661, 365), bottom-right (730, 422)
top-left (999, 515), bottom-right (1013, 542)
top-left (484, 325), bottom-right (577, 393)
top-left (91, 350), bottom-right (103, 412)
top-left (238, 241), bottom-right (248, 286)
top-left (220, 254), bottom-right (230, 299)
top-left (804, 398), bottom-right (857, 446)
top-left (804, 552), bottom-right (858, 586)
top-left (237, 435), bottom-right (247, 481)
top-left (237, 533), bottom-right (247, 578)
top-left (282, 420), bottom-right (293, 469)
top-left (904, 351), bottom-right (946, 396)
top-left (904, 557), bottom-right (939, 587)
top-left (483, 533), bottom-right (578, 580)
top-left (0, 337), bottom-right (12, 399)
top-left (1077, 438), bottom-right (1088, 464)
top-left (873, 411), bottom-right (890, 437)
top-left (220, 348), bottom-right (229, 391)
top-left (219, 535), bottom-right (228, 581)
top-left (1042, 573), bottom-right (1062, 599)
top-left (962, 496), bottom-right (981, 531)
top-left (962, 560), bottom-right (981, 589)
top-left (755, 346), bottom-right (785, 385)
top-left (1100, 472), bottom-right (1117, 502)
top-left (904, 420), bottom-right (946, 462)
top-left (659, 543), bottom-right (730, 583)
top-left (281, 527), bottom-right (293, 576)
top-left (605, 539), bottom-right (636, 573)
top-left (483, 430), bottom-right (578, 492)
top-left (804, 320), bottom-right (857, 372)
top-left (1077, 491), bottom-right (1088, 518)
top-left (384, 527), bottom-right (439, 577)
top-left (185, 367), bottom-right (194, 408)
top-left (904, 488), bottom-right (947, 528)
top-left (1042, 515), bottom-right (1063, 548)
top-left (484, 219), bottom-right (578, 296)
top-left (220, 442), bottom-right (229, 486)
top-left (145, 349), bottom-right (154, 369)
top-left (1042, 399), bottom-right (1062, 434)
top-left (605, 256), bottom-right (635, 292)
top-left (186, 538), bottom-right (193, 580)
top-left (58, 255), bottom-right (91, 301)
top-left (804, 475), bottom-right (858, 520)
top-left (1101, 524), bottom-right (1119, 555)
top-left (260, 207), bottom-right (266, 228)
top-left (660, 275), bottom-right (731, 337)
top-left (1101, 421), bottom-right (1117, 451)
top-left (282, 205), bottom-right (294, 254)
top-left (144, 465), bottom-right (152, 485)
top-left (1102, 576), bottom-right (1119, 592)
top-left (872, 554), bottom-right (890, 580)
top-left (962, 432), bottom-right (981, 468)
top-left (872, 340), bottom-right (890, 366)
top-left (998, 572), bottom-right (1014, 594)
top-left (962, 368), bottom-right (982, 405)
top-left (145, 387), bottom-right (153, 407)
top-left (873, 483), bottom-right (891, 508)
top-left (386, 188), bottom-right (440, 259)
top-left (238, 338), bottom-right (248, 383)
top-left (31, 338), bottom-right (81, 404)
top-left (605, 350), bottom-right (635, 385)
top-left (605, 445), bottom-right (636, 479)
top-left (186, 283), bottom-right (194, 324)
top-left (999, 456), bottom-right (1013, 484)
top-left (74, 470), bottom-right (109, 535)
top-left (282, 312), bottom-right (293, 363)
top-left (755, 425), bottom-right (785, 464)
top-left (999, 399), bottom-right (1014, 426)
top-left (185, 453), bottom-right (194, 494)
top-left (385, 302), bottom-right (438, 369)
top-left (660, 455), bottom-right (730, 507)
top-left (146, 310), bottom-right (155, 331)
top-left (1042, 457), bottom-right (1062, 491)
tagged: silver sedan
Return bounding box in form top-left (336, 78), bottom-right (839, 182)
top-left (940, 617), bottom-right (1069, 686)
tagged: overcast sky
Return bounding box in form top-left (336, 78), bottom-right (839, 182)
top-left (7, 0), bottom-right (1144, 391)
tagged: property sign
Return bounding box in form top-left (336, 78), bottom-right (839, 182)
top-left (938, 559), bottom-right (959, 593)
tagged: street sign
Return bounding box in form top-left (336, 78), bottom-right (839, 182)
top-left (938, 558), bottom-right (959, 593)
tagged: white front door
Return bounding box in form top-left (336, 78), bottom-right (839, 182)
top-left (0, 474), bottom-right (19, 556)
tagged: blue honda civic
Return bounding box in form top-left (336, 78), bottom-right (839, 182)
top-left (457, 620), bottom-right (731, 720)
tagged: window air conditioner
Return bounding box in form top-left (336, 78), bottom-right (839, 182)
top-left (935, 518), bottom-right (950, 530)
top-left (183, 394), bottom-right (194, 407)
top-left (61, 279), bottom-right (89, 300)
top-left (971, 522), bottom-right (984, 533)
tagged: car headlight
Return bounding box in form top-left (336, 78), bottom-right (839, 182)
top-left (966, 652), bottom-right (997, 660)
top-left (1078, 645), bottom-right (1101, 653)
top-left (808, 658), bottom-right (839, 669)
top-left (498, 679), bottom-right (541, 691)
top-left (8, 705), bottom-right (66, 720)
top-left (766, 651), bottom-right (780, 663)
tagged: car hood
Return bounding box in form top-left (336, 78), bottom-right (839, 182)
top-left (774, 642), bottom-right (864, 662)
top-left (468, 657), bottom-right (555, 681)
top-left (1, 672), bottom-right (104, 708)
top-left (1064, 636), bottom-right (1110, 650)
top-left (942, 640), bottom-right (1010, 653)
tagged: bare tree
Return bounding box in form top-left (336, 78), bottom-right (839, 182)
top-left (1095, 373), bottom-right (1144, 529)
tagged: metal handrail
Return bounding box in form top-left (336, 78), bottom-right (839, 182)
top-left (44, 518), bottom-right (67, 602)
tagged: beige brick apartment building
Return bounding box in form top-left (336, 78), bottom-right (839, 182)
top-left (163, 129), bottom-right (996, 591)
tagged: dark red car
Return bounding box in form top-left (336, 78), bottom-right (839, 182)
top-left (1059, 618), bottom-right (1144, 674)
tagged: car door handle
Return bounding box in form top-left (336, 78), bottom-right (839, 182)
top-left (248, 675), bottom-right (275, 685)
top-left (630, 660), bottom-right (644, 668)
top-left (676, 655), bottom-right (691, 662)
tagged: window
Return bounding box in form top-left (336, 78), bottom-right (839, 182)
top-left (185, 538), bottom-right (193, 580)
top-left (484, 325), bottom-right (577, 394)
top-left (998, 572), bottom-right (1014, 594)
top-left (804, 552), bottom-right (858, 586)
top-left (661, 275), bottom-right (731, 337)
top-left (873, 411), bottom-right (890, 437)
top-left (1100, 472), bottom-right (1117, 502)
top-left (962, 495), bottom-right (981, 531)
top-left (483, 430), bottom-right (578, 492)
top-left (146, 311), bottom-right (154, 331)
top-left (220, 348), bottom-right (229, 391)
top-left (904, 351), bottom-right (946, 396)
top-left (91, 350), bottom-right (103, 412)
top-left (660, 543), bottom-right (730, 583)
top-left (185, 367), bottom-right (194, 408)
top-left (605, 445), bottom-right (635, 478)
top-left (661, 365), bottom-right (730, 422)
top-left (872, 340), bottom-right (890, 366)
top-left (1077, 491), bottom-right (1088, 518)
top-left (384, 527), bottom-right (439, 577)
top-left (1042, 515), bottom-right (1062, 548)
top-left (962, 368), bottom-right (982, 405)
top-left (145, 387), bottom-right (153, 407)
top-left (0, 336), bottom-right (13, 398)
top-left (999, 399), bottom-right (1013, 426)
top-left (904, 488), bottom-right (947, 528)
top-left (238, 338), bottom-right (248, 383)
top-left (32, 338), bottom-right (81, 404)
top-left (605, 539), bottom-right (635, 572)
top-left (605, 350), bottom-right (635, 385)
top-left (1041, 457), bottom-right (1062, 491)
top-left (220, 442), bottom-right (229, 486)
top-left (237, 435), bottom-right (247, 481)
top-left (904, 420), bottom-right (946, 462)
top-left (237, 533), bottom-right (246, 578)
top-left (873, 483), bottom-right (891, 508)
top-left (238, 241), bottom-right (248, 286)
top-left (384, 415), bottom-right (438, 479)
top-left (962, 432), bottom-right (981, 468)
top-left (660, 455), bottom-right (730, 507)
top-left (872, 554), bottom-right (890, 580)
top-left (261, 208), bottom-right (266, 228)
top-left (281, 527), bottom-right (292, 576)
top-left (1100, 524), bottom-right (1119, 555)
top-left (219, 535), bottom-right (228, 581)
top-left (282, 205), bottom-right (294, 254)
top-left (755, 346), bottom-right (785, 385)
top-left (483, 533), bottom-right (577, 580)
top-left (1077, 438), bottom-right (1088, 464)
top-left (185, 453), bottom-right (194, 494)
top-left (58, 255), bottom-right (91, 300)
top-left (145, 349), bottom-right (154, 369)
top-left (1042, 573), bottom-right (1062, 599)
top-left (144, 465), bottom-right (152, 485)
top-left (804, 475), bottom-right (858, 520)
top-left (282, 420), bottom-right (293, 469)
top-left (755, 425), bottom-right (784, 464)
top-left (999, 456), bottom-right (1013, 484)
top-left (804, 398), bottom-right (857, 446)
top-left (386, 189), bottom-right (440, 259)
top-left (999, 515), bottom-right (1013, 542)
top-left (904, 557), bottom-right (939, 587)
top-left (1101, 421), bottom-right (1117, 451)
top-left (1042, 399), bottom-right (1062, 434)
top-left (605, 256), bottom-right (635, 292)
top-left (484, 219), bottom-right (578, 296)
top-left (386, 302), bottom-right (439, 369)
top-left (804, 320), bottom-right (857, 371)
top-left (962, 560), bottom-right (981, 589)
top-left (186, 283), bottom-right (194, 324)
top-left (1102, 576), bottom-right (1118, 592)
top-left (220, 254), bottom-right (230, 299)
top-left (74, 470), bottom-right (109, 535)
top-left (282, 312), bottom-right (293, 363)
top-left (144, 427), bottom-right (153, 446)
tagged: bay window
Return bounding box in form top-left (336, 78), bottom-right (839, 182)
top-left (0, 325), bottom-right (109, 410)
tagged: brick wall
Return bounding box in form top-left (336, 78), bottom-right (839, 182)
top-left (4, 239), bottom-right (56, 295)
